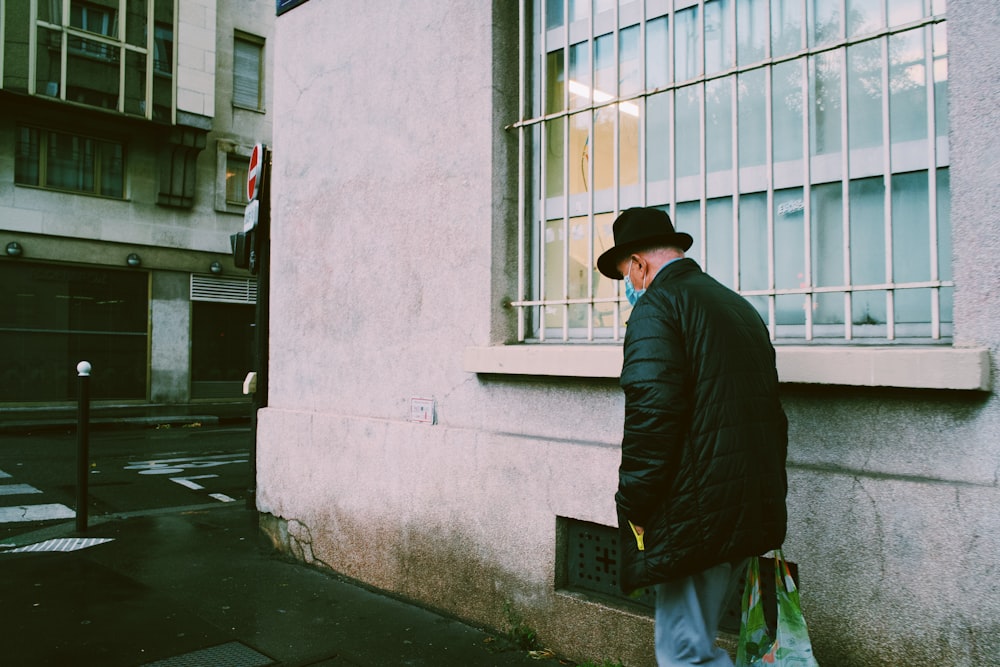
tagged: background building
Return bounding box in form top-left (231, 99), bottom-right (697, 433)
top-left (0, 0), bottom-right (272, 416)
top-left (257, 1), bottom-right (996, 665)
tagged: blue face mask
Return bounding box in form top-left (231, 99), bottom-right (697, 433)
top-left (623, 259), bottom-right (646, 306)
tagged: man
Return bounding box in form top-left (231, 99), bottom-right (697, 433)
top-left (596, 207), bottom-right (788, 667)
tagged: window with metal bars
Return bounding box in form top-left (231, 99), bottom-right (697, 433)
top-left (513, 0), bottom-right (951, 344)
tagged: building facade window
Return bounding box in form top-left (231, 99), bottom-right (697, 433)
top-left (233, 33), bottom-right (264, 111)
top-left (15, 125), bottom-right (125, 198)
top-left (0, 263), bottom-right (148, 402)
top-left (226, 154), bottom-right (250, 206)
top-left (515, 0), bottom-right (950, 344)
top-left (30, 0), bottom-right (175, 121)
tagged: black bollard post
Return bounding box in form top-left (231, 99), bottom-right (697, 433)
top-left (76, 361), bottom-right (92, 533)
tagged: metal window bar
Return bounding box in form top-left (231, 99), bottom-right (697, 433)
top-left (513, 1), bottom-right (950, 344)
top-left (925, 23), bottom-right (941, 339)
top-left (880, 29), bottom-right (895, 341)
top-left (562, 13), bottom-right (570, 343)
top-left (517, 0), bottom-right (527, 342)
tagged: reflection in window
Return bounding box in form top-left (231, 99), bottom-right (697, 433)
top-left (30, 0), bottom-right (174, 120)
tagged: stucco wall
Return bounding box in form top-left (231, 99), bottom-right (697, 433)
top-left (260, 1), bottom-right (1000, 666)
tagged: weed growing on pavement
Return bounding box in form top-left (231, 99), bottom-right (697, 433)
top-left (501, 600), bottom-right (541, 651)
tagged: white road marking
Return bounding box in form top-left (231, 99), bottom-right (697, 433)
top-left (209, 493), bottom-right (237, 503)
top-left (0, 484), bottom-right (42, 496)
top-left (0, 470), bottom-right (11, 479)
top-left (4, 537), bottom-right (114, 553)
top-left (170, 475), bottom-right (218, 490)
top-left (0, 503), bottom-right (75, 524)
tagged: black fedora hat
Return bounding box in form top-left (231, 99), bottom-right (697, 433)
top-left (596, 207), bottom-right (693, 279)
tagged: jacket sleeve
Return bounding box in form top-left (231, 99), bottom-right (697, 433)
top-left (615, 301), bottom-right (689, 526)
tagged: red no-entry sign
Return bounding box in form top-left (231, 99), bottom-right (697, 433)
top-left (247, 143), bottom-right (263, 202)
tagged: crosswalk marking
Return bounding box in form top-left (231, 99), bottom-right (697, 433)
top-left (0, 503), bottom-right (76, 524)
top-left (170, 475), bottom-right (217, 491)
top-left (4, 537), bottom-right (114, 553)
top-left (0, 484), bottom-right (42, 496)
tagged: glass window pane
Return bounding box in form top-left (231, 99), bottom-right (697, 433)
top-left (776, 293), bottom-right (806, 325)
top-left (706, 77), bottom-right (732, 174)
top-left (0, 263), bottom-right (147, 401)
top-left (675, 6), bottom-right (700, 82)
top-left (36, 28), bottom-right (63, 98)
top-left (934, 24), bottom-right (948, 138)
top-left (849, 176), bottom-right (886, 289)
top-left (848, 40), bottom-right (884, 152)
top-left (848, 0), bottom-right (884, 37)
top-left (67, 36), bottom-right (119, 110)
top-left (227, 155), bottom-right (250, 205)
top-left (811, 181), bottom-right (845, 288)
top-left (126, 0), bottom-right (148, 47)
top-left (772, 0), bottom-right (803, 57)
top-left (593, 105), bottom-right (614, 192)
top-left (594, 33), bottom-right (614, 102)
top-left (570, 111), bottom-right (591, 195)
top-left (775, 188), bottom-right (805, 290)
top-left (546, 0), bottom-right (564, 29)
top-left (71, 0), bottom-right (119, 38)
top-left (675, 85), bottom-right (701, 178)
top-left (99, 140), bottom-right (123, 197)
top-left (810, 51), bottom-right (842, 156)
top-left (569, 42), bottom-right (591, 109)
top-left (772, 60), bottom-right (803, 164)
top-left (545, 117), bottom-right (566, 198)
top-left (124, 50), bottom-right (146, 117)
top-left (892, 171), bottom-right (930, 283)
top-left (738, 69), bottom-right (765, 168)
top-left (889, 0), bottom-right (925, 27)
top-left (937, 167), bottom-right (951, 282)
top-left (646, 91), bottom-right (671, 187)
top-left (15, 127), bottom-right (40, 186)
top-left (809, 0), bottom-right (842, 47)
top-left (674, 200), bottom-right (702, 258)
top-left (738, 192), bottom-right (768, 291)
top-left (543, 218), bottom-right (565, 328)
top-left (620, 106), bottom-right (640, 197)
top-left (646, 16), bottom-right (669, 89)
top-left (737, 0), bottom-right (767, 66)
top-left (47, 133), bottom-right (94, 191)
top-left (706, 197), bottom-right (734, 288)
top-left (619, 25), bottom-right (640, 97)
top-left (705, 0), bottom-right (733, 75)
top-left (890, 28), bottom-right (928, 145)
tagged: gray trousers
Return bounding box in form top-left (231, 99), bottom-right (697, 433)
top-left (653, 559), bottom-right (748, 666)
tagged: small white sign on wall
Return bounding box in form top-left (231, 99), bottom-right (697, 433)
top-left (409, 397), bottom-right (435, 424)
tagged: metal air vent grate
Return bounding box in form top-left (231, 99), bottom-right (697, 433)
top-left (190, 275), bottom-right (257, 304)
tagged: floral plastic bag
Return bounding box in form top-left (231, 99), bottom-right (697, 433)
top-left (735, 550), bottom-right (819, 666)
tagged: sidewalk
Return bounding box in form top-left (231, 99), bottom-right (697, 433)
top-left (1, 504), bottom-right (557, 667)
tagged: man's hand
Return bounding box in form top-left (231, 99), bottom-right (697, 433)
top-left (632, 524), bottom-right (644, 535)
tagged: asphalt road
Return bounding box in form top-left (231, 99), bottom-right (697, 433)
top-left (0, 423), bottom-right (253, 542)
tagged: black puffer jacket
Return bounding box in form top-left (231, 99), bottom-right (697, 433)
top-left (616, 258), bottom-right (787, 592)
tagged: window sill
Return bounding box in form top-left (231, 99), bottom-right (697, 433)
top-left (463, 344), bottom-right (991, 391)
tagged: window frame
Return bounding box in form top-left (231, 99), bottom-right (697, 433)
top-left (29, 0), bottom-right (174, 121)
top-left (233, 31), bottom-right (265, 112)
top-left (511, 0), bottom-right (953, 347)
top-left (15, 124), bottom-right (127, 199)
